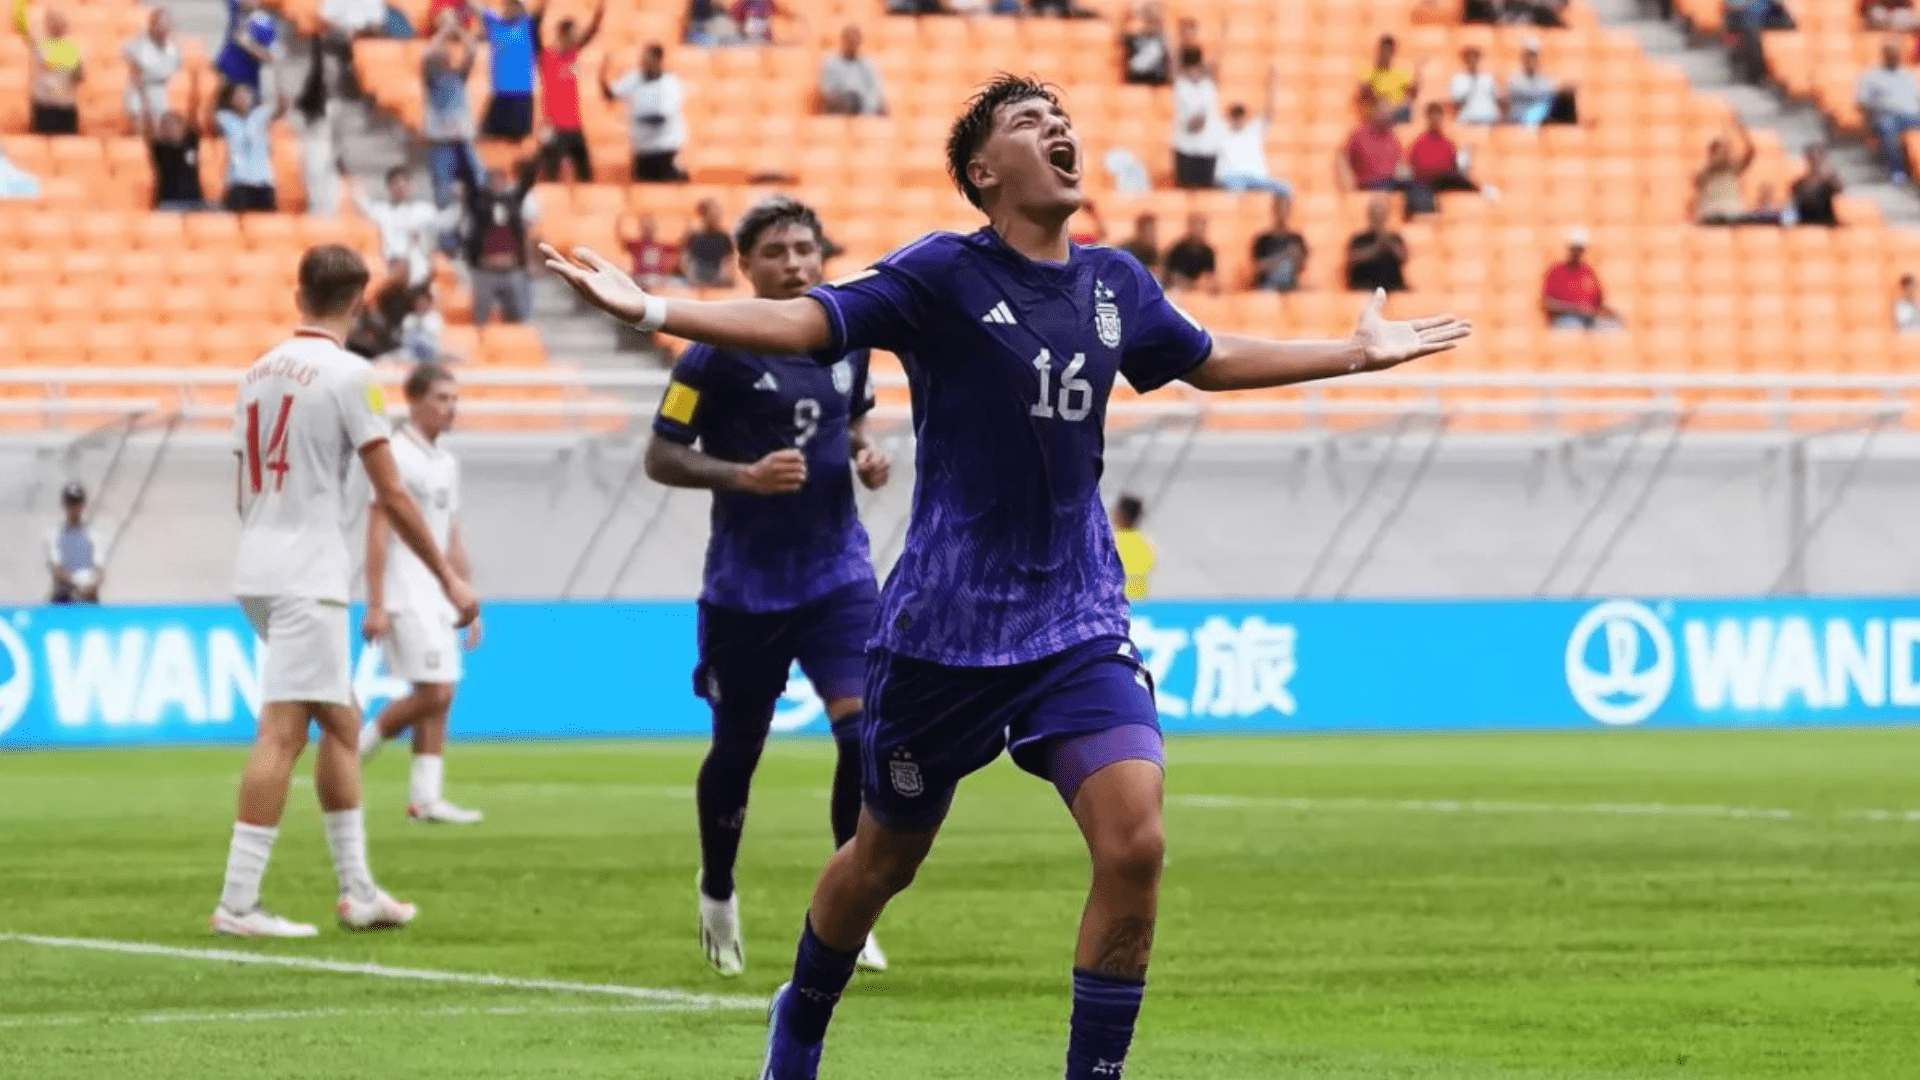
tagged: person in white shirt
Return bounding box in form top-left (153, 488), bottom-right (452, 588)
top-left (1896, 274), bottom-right (1920, 334)
top-left (359, 364), bottom-right (482, 823)
top-left (818, 24), bottom-right (885, 116)
top-left (215, 244), bottom-right (479, 939)
top-left (351, 168), bottom-right (443, 287)
top-left (1858, 37), bottom-right (1920, 181)
top-left (1214, 65), bottom-right (1289, 195)
top-left (601, 43), bottom-right (687, 182)
top-left (45, 482), bottom-right (105, 604)
top-left (122, 9), bottom-right (180, 131)
top-left (1170, 45), bottom-right (1220, 189)
top-left (1448, 45), bottom-right (1503, 125)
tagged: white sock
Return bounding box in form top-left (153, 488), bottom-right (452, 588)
top-left (411, 753), bottom-right (444, 808)
top-left (357, 721), bottom-right (383, 760)
top-left (220, 822), bottom-right (278, 913)
top-left (322, 809), bottom-right (378, 903)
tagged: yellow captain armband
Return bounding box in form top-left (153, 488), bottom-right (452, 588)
top-left (660, 381), bottom-right (700, 425)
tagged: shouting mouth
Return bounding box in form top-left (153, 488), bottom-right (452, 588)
top-left (1046, 140), bottom-right (1081, 184)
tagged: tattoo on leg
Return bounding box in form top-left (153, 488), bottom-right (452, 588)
top-left (1091, 916), bottom-right (1155, 980)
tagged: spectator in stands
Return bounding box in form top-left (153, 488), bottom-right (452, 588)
top-left (820, 24), bottom-right (886, 116)
top-left (123, 10), bottom-right (181, 134)
top-left (1163, 213), bottom-right (1219, 295)
top-left (1504, 0), bottom-right (1568, 25)
top-left (46, 483), bottom-right (104, 605)
top-left (1864, 0), bottom-right (1920, 30)
top-left (22, 6), bottom-right (83, 135)
top-left (1359, 34), bottom-right (1422, 124)
top-left (1119, 212), bottom-right (1161, 277)
top-left (1338, 93), bottom-right (1404, 193)
top-left (320, 0), bottom-right (387, 100)
top-left (353, 169), bottom-right (442, 288)
top-left (0, 141), bottom-right (39, 199)
top-left (429, 0), bottom-right (477, 30)
top-left (1111, 494), bottom-right (1155, 600)
top-left (423, 14), bottom-right (484, 213)
top-left (1449, 45), bottom-right (1503, 125)
top-left (1895, 273), bottom-right (1920, 333)
top-left (215, 0), bottom-right (279, 96)
top-left (1120, 2), bottom-right (1170, 86)
top-left (1743, 183), bottom-right (1788, 225)
top-left (1251, 191), bottom-right (1307, 292)
top-left (1790, 144), bottom-right (1843, 226)
top-left (402, 287), bottom-right (446, 362)
top-left (686, 0), bottom-right (729, 43)
top-left (472, 0), bottom-right (538, 141)
top-left (1858, 37), bottom-right (1920, 181)
top-left (457, 158), bottom-right (540, 324)
top-left (683, 199), bottom-right (736, 288)
top-left (1693, 122), bottom-right (1756, 224)
top-left (535, 0), bottom-right (605, 181)
top-left (216, 82), bottom-right (287, 213)
top-left (1344, 195), bottom-right (1408, 292)
top-left (346, 277), bottom-right (414, 359)
top-left (731, 0), bottom-right (795, 43)
top-left (1405, 102), bottom-right (1481, 214)
top-left (1507, 37), bottom-right (1573, 127)
top-left (603, 44), bottom-right (689, 182)
top-left (621, 212), bottom-right (683, 288)
top-left (294, 36), bottom-right (343, 217)
top-left (144, 69), bottom-right (206, 211)
top-left (1215, 66), bottom-right (1288, 194)
top-left (1171, 45), bottom-right (1221, 189)
top-left (1542, 228), bottom-right (1623, 330)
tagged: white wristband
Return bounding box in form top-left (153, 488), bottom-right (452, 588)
top-left (632, 294), bottom-right (669, 333)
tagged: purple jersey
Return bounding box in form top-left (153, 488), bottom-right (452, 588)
top-left (807, 229), bottom-right (1212, 665)
top-left (654, 345), bottom-right (877, 613)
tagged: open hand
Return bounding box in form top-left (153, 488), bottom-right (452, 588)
top-left (540, 243), bottom-right (651, 324)
top-left (1350, 288), bottom-right (1472, 370)
top-left (736, 448), bottom-right (807, 495)
top-left (854, 445), bottom-right (890, 490)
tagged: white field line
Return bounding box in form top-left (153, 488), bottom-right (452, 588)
top-left (0, 934), bottom-right (766, 1011)
top-left (1170, 794), bottom-right (1920, 822)
top-left (0, 1001), bottom-right (719, 1030)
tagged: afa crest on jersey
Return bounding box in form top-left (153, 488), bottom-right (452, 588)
top-left (831, 358), bottom-right (854, 396)
top-left (1093, 280), bottom-right (1122, 349)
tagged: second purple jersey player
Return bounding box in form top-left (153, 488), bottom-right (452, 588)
top-left (545, 74), bottom-right (1472, 1080)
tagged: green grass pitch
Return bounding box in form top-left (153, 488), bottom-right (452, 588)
top-left (2, 729), bottom-right (1917, 1079)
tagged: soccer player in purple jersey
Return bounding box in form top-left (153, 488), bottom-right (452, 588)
top-left (544, 75), bottom-right (1470, 1080)
top-left (646, 196), bottom-right (892, 978)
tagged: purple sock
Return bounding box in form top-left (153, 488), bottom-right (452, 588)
top-left (1065, 968), bottom-right (1145, 1080)
top-left (779, 917), bottom-right (860, 1044)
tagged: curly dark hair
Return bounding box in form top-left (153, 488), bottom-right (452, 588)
top-left (945, 74), bottom-right (1061, 211)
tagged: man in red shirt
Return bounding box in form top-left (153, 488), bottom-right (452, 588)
top-left (1338, 93), bottom-right (1404, 193)
top-left (534, 0), bottom-right (604, 181)
top-left (1542, 228), bottom-right (1623, 331)
top-left (1407, 102), bottom-right (1480, 190)
top-left (622, 212), bottom-right (682, 288)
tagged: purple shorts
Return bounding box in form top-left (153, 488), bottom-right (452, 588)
top-left (694, 578), bottom-right (878, 737)
top-left (860, 634), bottom-right (1165, 831)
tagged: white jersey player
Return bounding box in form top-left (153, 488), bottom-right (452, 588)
top-left (214, 245), bottom-right (480, 939)
top-left (359, 364), bottom-right (483, 824)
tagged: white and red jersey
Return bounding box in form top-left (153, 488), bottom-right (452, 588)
top-left (380, 422), bottom-right (460, 618)
top-left (231, 328), bottom-right (391, 602)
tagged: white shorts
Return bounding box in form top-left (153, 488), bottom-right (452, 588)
top-left (239, 596), bottom-right (354, 706)
top-left (383, 608), bottom-right (463, 685)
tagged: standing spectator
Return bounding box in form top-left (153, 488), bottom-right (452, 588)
top-left (819, 24), bottom-right (886, 116)
top-left (423, 13), bottom-right (484, 212)
top-left (46, 483), bottom-right (104, 605)
top-left (535, 0), bottom-right (605, 181)
top-left (1170, 46), bottom-right (1220, 189)
top-left (473, 0), bottom-right (538, 141)
top-left (1119, 212), bottom-right (1161, 276)
top-left (1359, 34), bottom-right (1422, 124)
top-left (1507, 37), bottom-right (1572, 127)
top-left (1214, 66), bottom-right (1288, 194)
top-left (1251, 191), bottom-right (1308, 292)
top-left (1895, 273), bottom-right (1920, 333)
top-left (216, 82), bottom-right (287, 213)
top-left (214, 0), bottom-right (279, 97)
top-left (1542, 228), bottom-right (1623, 330)
top-left (122, 9), bottom-right (180, 134)
top-left (1693, 122), bottom-right (1756, 224)
top-left (1344, 195), bottom-right (1409, 292)
top-left (22, 6), bottom-right (83, 135)
top-left (1111, 494), bottom-right (1155, 601)
top-left (620, 212), bottom-right (682, 287)
top-left (294, 36), bottom-right (343, 217)
top-left (144, 68), bottom-right (206, 210)
top-left (1790, 144), bottom-right (1843, 226)
top-left (1337, 94), bottom-right (1404, 192)
top-left (320, 0), bottom-right (386, 99)
top-left (1857, 37), bottom-right (1920, 181)
top-left (1119, 2), bottom-right (1170, 86)
top-left (353, 169), bottom-right (443, 288)
top-left (457, 159), bottom-right (540, 324)
top-left (683, 198), bottom-right (735, 288)
top-left (1449, 45), bottom-right (1503, 124)
top-left (1406, 100), bottom-right (1481, 210)
top-left (602, 45), bottom-right (689, 182)
top-left (1162, 213), bottom-right (1218, 294)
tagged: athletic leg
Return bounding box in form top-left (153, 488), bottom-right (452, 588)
top-left (314, 699), bottom-right (417, 929)
top-left (1064, 757), bottom-right (1164, 1080)
top-left (214, 699), bottom-right (312, 932)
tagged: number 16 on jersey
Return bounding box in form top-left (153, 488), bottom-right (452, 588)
top-left (1030, 349), bottom-right (1092, 422)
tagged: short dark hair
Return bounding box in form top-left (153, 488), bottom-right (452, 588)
top-left (733, 195), bottom-right (824, 255)
top-left (405, 361), bottom-right (455, 400)
top-left (386, 165), bottom-right (408, 185)
top-left (297, 244), bottom-right (371, 318)
top-left (1115, 494), bottom-right (1145, 528)
top-left (946, 74), bottom-right (1060, 211)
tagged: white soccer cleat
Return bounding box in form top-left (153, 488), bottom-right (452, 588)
top-left (209, 905), bottom-right (319, 938)
top-left (857, 932), bottom-right (888, 973)
top-left (336, 889), bottom-right (418, 931)
top-left (357, 721), bottom-right (384, 761)
top-left (698, 879), bottom-right (745, 978)
top-left (408, 800), bottom-right (484, 824)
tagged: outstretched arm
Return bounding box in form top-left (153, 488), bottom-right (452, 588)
top-left (578, 0), bottom-right (606, 46)
top-left (543, 243), bottom-right (833, 354)
top-left (1182, 289), bottom-right (1470, 392)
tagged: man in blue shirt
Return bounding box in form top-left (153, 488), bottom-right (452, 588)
top-left (545, 75), bottom-right (1470, 1080)
top-left (467, 0), bottom-right (535, 140)
top-left (214, 0), bottom-right (277, 94)
top-left (648, 195), bottom-right (892, 980)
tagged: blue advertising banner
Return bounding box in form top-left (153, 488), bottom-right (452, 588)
top-left (3, 596), bottom-right (1920, 749)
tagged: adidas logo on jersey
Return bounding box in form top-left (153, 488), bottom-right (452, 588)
top-left (753, 373), bottom-right (779, 392)
top-left (980, 301), bottom-right (1017, 325)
